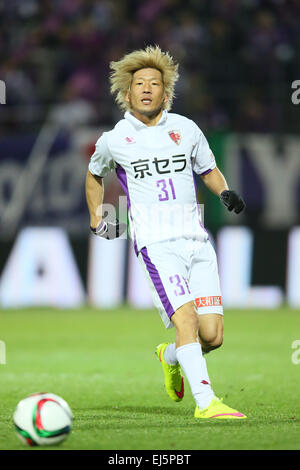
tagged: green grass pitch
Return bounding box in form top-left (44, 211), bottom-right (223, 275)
top-left (0, 306), bottom-right (300, 450)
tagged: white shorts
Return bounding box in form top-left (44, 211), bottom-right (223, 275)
top-left (138, 238), bottom-right (223, 329)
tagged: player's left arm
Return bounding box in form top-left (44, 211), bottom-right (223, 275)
top-left (201, 167), bottom-right (246, 214)
top-left (200, 167), bottom-right (228, 196)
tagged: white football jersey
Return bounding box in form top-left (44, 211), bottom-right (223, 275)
top-left (89, 110), bottom-right (216, 252)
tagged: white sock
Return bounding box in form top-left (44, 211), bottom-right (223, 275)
top-left (176, 342), bottom-right (215, 409)
top-left (164, 343), bottom-right (177, 365)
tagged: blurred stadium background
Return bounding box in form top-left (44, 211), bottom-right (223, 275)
top-left (0, 0), bottom-right (299, 311)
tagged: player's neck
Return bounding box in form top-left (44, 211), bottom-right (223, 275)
top-left (131, 109), bottom-right (163, 127)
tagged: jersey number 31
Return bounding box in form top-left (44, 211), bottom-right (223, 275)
top-left (156, 178), bottom-right (176, 201)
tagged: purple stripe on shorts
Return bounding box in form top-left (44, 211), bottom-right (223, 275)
top-left (115, 164), bottom-right (138, 255)
top-left (140, 247), bottom-right (174, 319)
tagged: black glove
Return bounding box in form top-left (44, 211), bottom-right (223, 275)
top-left (90, 219), bottom-right (127, 240)
top-left (220, 190), bottom-right (245, 214)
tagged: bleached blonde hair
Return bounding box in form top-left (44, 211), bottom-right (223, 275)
top-left (109, 45), bottom-right (179, 112)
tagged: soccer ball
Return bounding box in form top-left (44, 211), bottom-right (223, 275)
top-left (13, 392), bottom-right (73, 446)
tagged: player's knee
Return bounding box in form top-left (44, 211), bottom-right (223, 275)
top-left (209, 333), bottom-right (223, 350)
top-left (200, 330), bottom-right (223, 352)
top-left (172, 303), bottom-right (199, 334)
top-left (177, 310), bottom-right (199, 333)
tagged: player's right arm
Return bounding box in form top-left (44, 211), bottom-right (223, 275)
top-left (86, 133), bottom-right (127, 239)
top-left (85, 170), bottom-right (104, 229)
top-left (86, 132), bottom-right (113, 231)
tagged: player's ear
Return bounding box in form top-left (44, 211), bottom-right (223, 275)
top-left (163, 92), bottom-right (169, 105)
top-left (125, 89), bottom-right (130, 103)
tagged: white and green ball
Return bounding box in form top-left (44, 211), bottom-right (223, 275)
top-left (13, 393), bottom-right (73, 446)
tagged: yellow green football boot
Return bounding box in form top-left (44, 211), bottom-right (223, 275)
top-left (194, 397), bottom-right (247, 419)
top-left (155, 343), bottom-right (184, 402)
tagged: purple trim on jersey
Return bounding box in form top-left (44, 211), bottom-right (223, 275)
top-left (132, 236), bottom-right (138, 255)
top-left (200, 168), bottom-right (213, 176)
top-left (115, 164), bottom-right (138, 255)
top-left (140, 247), bottom-right (175, 319)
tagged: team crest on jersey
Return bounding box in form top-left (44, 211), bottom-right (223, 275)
top-left (168, 130), bottom-right (181, 145)
top-left (125, 136), bottom-right (136, 144)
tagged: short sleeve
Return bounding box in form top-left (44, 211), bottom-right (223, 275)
top-left (191, 123), bottom-right (216, 176)
top-left (88, 132), bottom-right (116, 177)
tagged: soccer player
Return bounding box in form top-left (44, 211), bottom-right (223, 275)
top-left (85, 46), bottom-right (246, 419)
